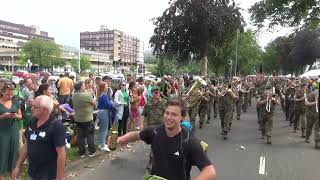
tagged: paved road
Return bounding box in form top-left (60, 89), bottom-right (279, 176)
top-left (76, 100), bottom-right (320, 180)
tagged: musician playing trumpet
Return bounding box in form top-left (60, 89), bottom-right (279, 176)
top-left (304, 88), bottom-right (319, 149)
top-left (257, 85), bottom-right (280, 144)
top-left (217, 82), bottom-right (239, 140)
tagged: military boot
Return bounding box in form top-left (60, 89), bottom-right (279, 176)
top-left (301, 129), bottom-right (306, 138)
top-left (315, 141), bottom-right (320, 150)
top-left (305, 137), bottom-right (310, 143)
top-left (266, 136), bottom-right (272, 145)
top-left (199, 123), bottom-right (203, 129)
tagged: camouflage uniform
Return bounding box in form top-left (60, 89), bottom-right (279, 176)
top-left (242, 83), bottom-right (250, 112)
top-left (220, 87), bottom-right (237, 139)
top-left (256, 82), bottom-right (265, 130)
top-left (287, 87), bottom-right (296, 126)
top-left (206, 85), bottom-right (215, 123)
top-left (198, 91), bottom-right (210, 128)
top-left (292, 88), bottom-right (306, 134)
top-left (259, 90), bottom-right (277, 144)
top-left (236, 84), bottom-right (244, 120)
top-left (141, 98), bottom-right (167, 127)
top-left (305, 91), bottom-right (320, 149)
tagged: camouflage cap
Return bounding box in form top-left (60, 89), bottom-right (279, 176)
top-left (151, 86), bottom-right (160, 92)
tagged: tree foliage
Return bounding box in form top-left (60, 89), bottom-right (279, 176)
top-left (214, 30), bottom-right (263, 75)
top-left (20, 39), bottom-right (62, 69)
top-left (262, 28), bottom-right (320, 75)
top-left (80, 55), bottom-right (91, 72)
top-left (150, 0), bottom-right (244, 75)
top-left (250, 0), bottom-right (320, 29)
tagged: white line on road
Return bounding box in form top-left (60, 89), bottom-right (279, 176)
top-left (259, 156), bottom-right (266, 175)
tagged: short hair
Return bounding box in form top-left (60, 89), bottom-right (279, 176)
top-left (35, 95), bottom-right (54, 113)
top-left (165, 98), bottom-right (187, 117)
top-left (85, 78), bottom-right (92, 85)
top-left (35, 83), bottom-right (50, 97)
top-left (74, 81), bottom-right (84, 91)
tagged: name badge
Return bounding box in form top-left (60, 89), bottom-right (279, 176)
top-left (30, 133), bottom-right (37, 140)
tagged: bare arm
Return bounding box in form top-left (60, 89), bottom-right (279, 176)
top-left (56, 146), bottom-right (66, 180)
top-left (117, 131), bottom-right (140, 144)
top-left (193, 165), bottom-right (216, 180)
top-left (140, 115), bottom-right (145, 129)
top-left (11, 143), bottom-right (28, 179)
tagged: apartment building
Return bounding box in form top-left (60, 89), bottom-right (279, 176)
top-left (80, 25), bottom-right (144, 67)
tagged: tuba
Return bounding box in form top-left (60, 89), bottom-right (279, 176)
top-left (185, 76), bottom-right (207, 108)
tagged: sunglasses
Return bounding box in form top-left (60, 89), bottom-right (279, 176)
top-left (3, 83), bottom-right (15, 89)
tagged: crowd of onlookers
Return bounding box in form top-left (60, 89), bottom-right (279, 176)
top-left (0, 71), bottom-right (197, 179)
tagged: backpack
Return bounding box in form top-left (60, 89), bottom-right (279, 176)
top-left (152, 126), bottom-right (190, 180)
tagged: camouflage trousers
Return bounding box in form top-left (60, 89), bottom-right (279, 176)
top-left (219, 109), bottom-right (233, 134)
top-left (199, 105), bottom-right (208, 125)
top-left (288, 102), bottom-right (295, 124)
top-left (236, 97), bottom-right (244, 118)
top-left (243, 95), bottom-right (249, 112)
top-left (206, 100), bottom-right (213, 122)
top-left (261, 114), bottom-right (273, 137)
top-left (292, 108), bottom-right (306, 131)
top-left (188, 106), bottom-right (198, 129)
top-left (306, 112), bottom-right (320, 141)
top-left (256, 104), bottom-right (264, 130)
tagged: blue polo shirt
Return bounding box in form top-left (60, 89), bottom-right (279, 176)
top-left (24, 115), bottom-right (66, 179)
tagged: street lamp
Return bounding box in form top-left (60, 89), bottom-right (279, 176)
top-left (235, 29), bottom-right (240, 77)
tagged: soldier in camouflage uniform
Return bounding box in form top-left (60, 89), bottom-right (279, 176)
top-left (286, 83), bottom-right (296, 126)
top-left (255, 78), bottom-right (266, 131)
top-left (140, 86), bottom-right (167, 172)
top-left (235, 81), bottom-right (245, 120)
top-left (257, 85), bottom-right (280, 144)
top-left (212, 80), bottom-right (218, 118)
top-left (198, 86), bottom-right (211, 129)
top-left (218, 82), bottom-right (239, 139)
top-left (291, 84), bottom-right (306, 134)
top-left (141, 86), bottom-right (167, 128)
top-left (206, 80), bottom-right (216, 124)
top-left (186, 80), bottom-right (199, 131)
top-left (304, 89), bottom-right (320, 149)
top-left (242, 82), bottom-right (250, 112)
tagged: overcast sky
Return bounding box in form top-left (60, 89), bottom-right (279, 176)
top-left (1, 0), bottom-right (293, 50)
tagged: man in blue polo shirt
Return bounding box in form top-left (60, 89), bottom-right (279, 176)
top-left (12, 95), bottom-right (66, 180)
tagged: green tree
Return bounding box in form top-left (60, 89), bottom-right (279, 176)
top-left (250, 0), bottom-right (320, 29)
top-left (70, 58), bottom-right (79, 72)
top-left (150, 0), bottom-right (244, 76)
top-left (20, 39), bottom-right (62, 69)
top-left (80, 55), bottom-right (91, 72)
top-left (214, 30), bottom-right (263, 76)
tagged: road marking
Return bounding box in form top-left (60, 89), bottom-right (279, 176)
top-left (259, 156), bottom-right (266, 175)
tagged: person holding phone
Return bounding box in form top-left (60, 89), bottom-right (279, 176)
top-left (0, 82), bottom-right (22, 180)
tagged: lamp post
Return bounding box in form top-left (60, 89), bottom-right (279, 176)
top-left (235, 29), bottom-right (239, 77)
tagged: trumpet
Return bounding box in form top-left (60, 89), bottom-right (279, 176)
top-left (219, 84), bottom-right (232, 96)
top-left (266, 92), bottom-right (276, 112)
top-left (316, 96), bottom-right (319, 113)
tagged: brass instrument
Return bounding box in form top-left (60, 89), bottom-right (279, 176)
top-left (185, 76), bottom-right (207, 108)
top-left (219, 84), bottom-right (232, 97)
top-left (266, 88), bottom-right (276, 112)
top-left (316, 96), bottom-right (318, 113)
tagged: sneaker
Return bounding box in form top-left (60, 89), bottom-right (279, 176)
top-left (88, 152), bottom-right (97, 157)
top-left (80, 154), bottom-right (86, 158)
top-left (99, 145), bottom-right (111, 152)
top-left (95, 125), bottom-right (100, 130)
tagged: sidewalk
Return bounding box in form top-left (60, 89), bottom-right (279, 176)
top-left (65, 142), bottom-right (140, 179)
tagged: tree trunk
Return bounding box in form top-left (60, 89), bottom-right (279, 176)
top-left (200, 56), bottom-right (208, 76)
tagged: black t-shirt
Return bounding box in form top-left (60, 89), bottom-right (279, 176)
top-left (24, 116), bottom-right (66, 179)
top-left (139, 125), bottom-right (212, 180)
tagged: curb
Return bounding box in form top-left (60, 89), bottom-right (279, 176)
top-left (65, 142), bottom-right (139, 178)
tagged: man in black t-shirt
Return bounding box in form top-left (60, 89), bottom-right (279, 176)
top-left (118, 99), bottom-right (216, 180)
top-left (12, 95), bottom-right (66, 180)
